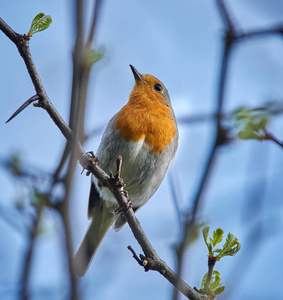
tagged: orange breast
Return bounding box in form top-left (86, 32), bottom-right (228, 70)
top-left (113, 94), bottom-right (176, 154)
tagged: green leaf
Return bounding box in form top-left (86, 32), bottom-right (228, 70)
top-left (201, 272), bottom-right (208, 290)
top-left (201, 270), bottom-right (225, 296)
top-left (258, 116), bottom-right (269, 129)
top-left (210, 271), bottom-right (221, 290)
top-left (28, 13), bottom-right (52, 37)
top-left (208, 243), bottom-right (213, 255)
top-left (87, 48), bottom-right (104, 66)
top-left (29, 13), bottom-right (45, 31)
top-left (202, 225), bottom-right (210, 247)
top-left (224, 232), bottom-right (236, 248)
top-left (216, 232), bottom-right (241, 259)
top-left (213, 248), bottom-right (222, 253)
top-left (219, 241), bottom-right (241, 257)
top-left (210, 228), bottom-right (224, 247)
top-left (231, 105), bottom-right (273, 141)
top-left (235, 109), bottom-right (250, 121)
top-left (238, 130), bottom-right (260, 140)
top-left (213, 286), bottom-right (225, 296)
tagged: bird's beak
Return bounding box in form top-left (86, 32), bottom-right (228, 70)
top-left (130, 65), bottom-right (144, 82)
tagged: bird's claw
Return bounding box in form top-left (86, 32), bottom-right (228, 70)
top-left (81, 151), bottom-right (99, 175)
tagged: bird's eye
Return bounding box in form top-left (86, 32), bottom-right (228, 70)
top-left (154, 83), bottom-right (163, 92)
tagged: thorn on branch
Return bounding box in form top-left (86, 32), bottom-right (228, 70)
top-left (6, 94), bottom-right (40, 123)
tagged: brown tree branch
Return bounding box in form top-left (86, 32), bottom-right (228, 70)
top-left (22, 209), bottom-right (42, 300)
top-left (173, 1), bottom-right (236, 298)
top-left (86, 0), bottom-right (103, 48)
top-left (173, 1), bottom-right (283, 299)
top-left (216, 0), bottom-right (237, 33)
top-left (0, 19), bottom-right (74, 143)
top-left (1, 16), bottom-right (208, 300)
top-left (264, 131), bottom-right (283, 148)
top-left (51, 1), bottom-right (104, 298)
top-left (53, 0), bottom-right (103, 184)
top-left (52, 0), bottom-right (85, 187)
top-left (240, 26), bottom-right (283, 40)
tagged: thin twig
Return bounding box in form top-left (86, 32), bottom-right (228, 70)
top-left (173, 1), bottom-right (236, 298)
top-left (264, 131), bottom-right (283, 148)
top-left (127, 246), bottom-right (143, 266)
top-left (59, 194), bottom-right (78, 300)
top-left (56, 1), bottom-right (88, 298)
top-left (86, 0), bottom-right (103, 48)
top-left (51, 0), bottom-right (85, 189)
top-left (240, 26), bottom-right (283, 40)
top-left (168, 172), bottom-right (183, 226)
top-left (204, 256), bottom-right (217, 292)
top-left (22, 209), bottom-right (41, 300)
top-left (1, 20), bottom-right (74, 141)
top-left (173, 1), bottom-right (283, 299)
top-left (216, 0), bottom-right (237, 33)
top-left (121, 198), bottom-right (207, 300)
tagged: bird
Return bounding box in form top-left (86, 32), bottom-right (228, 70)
top-left (73, 65), bottom-right (178, 276)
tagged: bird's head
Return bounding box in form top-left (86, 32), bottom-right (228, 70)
top-left (129, 65), bottom-right (171, 108)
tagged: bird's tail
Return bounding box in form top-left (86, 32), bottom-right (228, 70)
top-left (73, 202), bottom-right (117, 276)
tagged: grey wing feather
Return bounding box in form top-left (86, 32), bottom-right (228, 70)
top-left (88, 115), bottom-right (118, 219)
top-left (88, 182), bottom-right (101, 219)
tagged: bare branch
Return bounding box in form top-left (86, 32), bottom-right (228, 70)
top-left (173, 1), bottom-right (237, 298)
top-left (127, 245), bottom-right (144, 266)
top-left (0, 18), bottom-right (73, 142)
top-left (240, 26), bottom-right (283, 40)
top-left (86, 0), bottom-right (103, 48)
top-left (172, 1), bottom-right (283, 298)
top-left (22, 209), bottom-right (42, 300)
top-left (264, 131), bottom-right (283, 148)
top-left (215, 0), bottom-right (237, 33)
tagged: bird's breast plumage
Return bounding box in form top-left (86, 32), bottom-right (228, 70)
top-left (93, 72), bottom-right (178, 210)
top-left (94, 105), bottom-right (178, 209)
top-left (113, 93), bottom-right (176, 154)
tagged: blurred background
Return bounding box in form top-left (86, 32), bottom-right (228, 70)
top-left (1, 0), bottom-right (283, 299)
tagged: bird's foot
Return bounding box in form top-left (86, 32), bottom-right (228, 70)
top-left (81, 151), bottom-right (99, 176)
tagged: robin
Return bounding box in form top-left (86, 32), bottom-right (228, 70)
top-left (74, 65), bottom-right (178, 276)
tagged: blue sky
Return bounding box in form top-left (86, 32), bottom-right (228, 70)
top-left (1, 1), bottom-right (283, 299)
